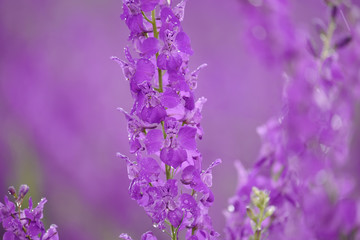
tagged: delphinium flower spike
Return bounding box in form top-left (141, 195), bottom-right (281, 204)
top-left (114, 0), bottom-right (221, 239)
top-left (236, 0), bottom-right (301, 67)
top-left (0, 185), bottom-right (59, 240)
top-left (225, 1), bottom-right (360, 239)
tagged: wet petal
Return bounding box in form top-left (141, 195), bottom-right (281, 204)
top-left (167, 208), bottom-right (183, 227)
top-left (161, 88), bottom-right (180, 108)
top-left (176, 31), bottom-right (193, 55)
top-left (160, 147), bottom-right (186, 168)
top-left (140, 37), bottom-right (160, 58)
top-left (134, 59), bottom-right (155, 84)
top-left (178, 126), bottom-right (197, 150)
top-left (140, 0), bottom-right (160, 12)
top-left (145, 129), bottom-right (164, 154)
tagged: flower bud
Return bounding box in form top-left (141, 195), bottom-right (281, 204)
top-left (265, 205), bottom-right (276, 218)
top-left (8, 186), bottom-right (16, 197)
top-left (18, 184), bottom-right (29, 199)
top-left (246, 206), bottom-right (257, 222)
top-left (331, 6), bottom-right (338, 19)
top-left (335, 36), bottom-right (352, 49)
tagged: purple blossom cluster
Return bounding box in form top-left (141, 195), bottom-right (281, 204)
top-left (114, 0), bottom-right (220, 239)
top-left (0, 185), bottom-right (58, 240)
top-left (237, 0), bottom-right (301, 66)
top-left (225, 1), bottom-right (360, 239)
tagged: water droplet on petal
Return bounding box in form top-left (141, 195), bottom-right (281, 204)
top-left (227, 205), bottom-right (235, 212)
top-left (153, 223), bottom-right (159, 228)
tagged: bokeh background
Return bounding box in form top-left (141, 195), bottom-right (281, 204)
top-left (1, 0), bottom-right (359, 239)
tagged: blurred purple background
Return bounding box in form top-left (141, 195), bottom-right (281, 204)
top-left (0, 0), bottom-right (359, 239)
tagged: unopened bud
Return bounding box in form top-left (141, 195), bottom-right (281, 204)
top-left (335, 36), bottom-right (352, 49)
top-left (331, 6), bottom-right (338, 19)
top-left (246, 206), bottom-right (257, 222)
top-left (18, 184), bottom-right (29, 199)
top-left (252, 187), bottom-right (261, 196)
top-left (265, 205), bottom-right (276, 218)
top-left (8, 186), bottom-right (16, 197)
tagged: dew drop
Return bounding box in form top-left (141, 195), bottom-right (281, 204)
top-left (227, 205), bottom-right (235, 212)
top-left (153, 223), bottom-right (159, 228)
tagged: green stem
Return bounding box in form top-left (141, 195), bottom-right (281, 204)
top-left (254, 207), bottom-right (265, 240)
top-left (166, 164), bottom-right (171, 180)
top-left (171, 225), bottom-right (177, 240)
top-left (146, 9), bottom-right (175, 240)
top-left (150, 10), bottom-right (163, 92)
top-left (320, 19), bottom-right (336, 61)
top-left (192, 227), bottom-right (197, 236)
top-left (161, 121), bottom-right (167, 139)
top-left (151, 10), bottom-right (159, 38)
top-left (157, 66), bottom-right (163, 92)
top-left (141, 11), bottom-right (152, 24)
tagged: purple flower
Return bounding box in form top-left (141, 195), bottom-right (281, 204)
top-left (119, 231), bottom-right (158, 240)
top-left (157, 7), bottom-right (193, 73)
top-left (141, 231), bottom-right (157, 240)
top-left (167, 208), bottom-right (183, 227)
top-left (116, 0), bottom-right (220, 238)
top-left (225, 2), bottom-right (360, 239)
top-left (0, 185), bottom-right (59, 240)
top-left (121, 0), bottom-right (145, 39)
